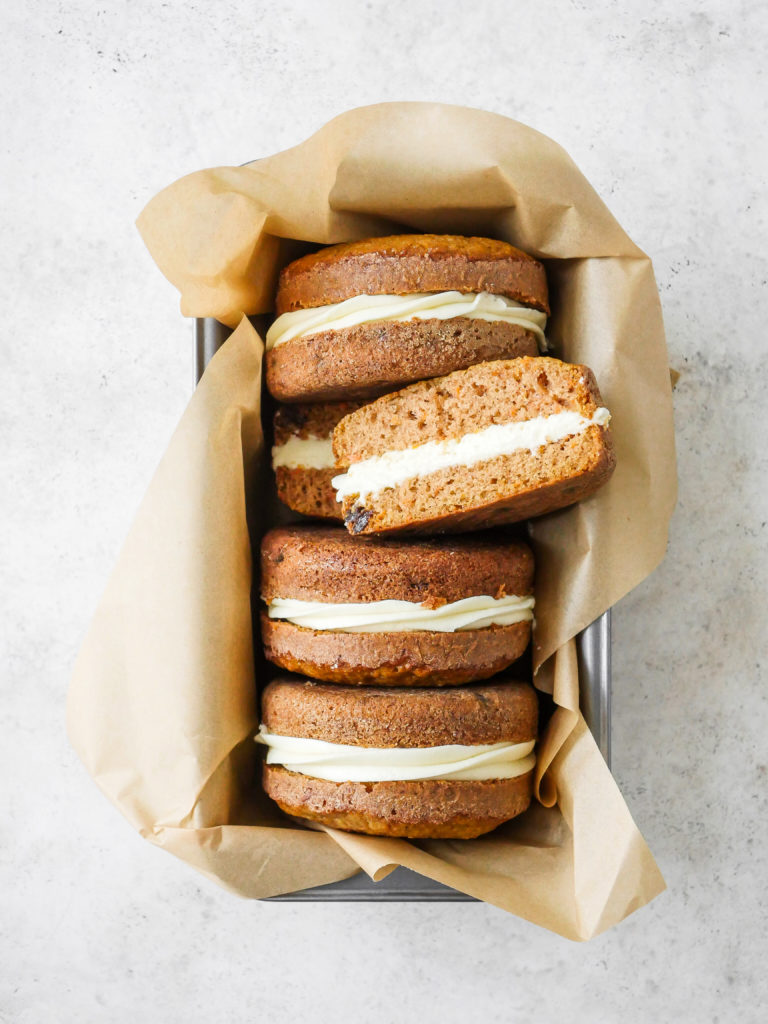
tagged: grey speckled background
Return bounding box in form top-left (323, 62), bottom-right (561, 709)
top-left (2, 1), bottom-right (767, 1021)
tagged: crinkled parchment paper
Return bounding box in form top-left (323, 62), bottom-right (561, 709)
top-left (68, 103), bottom-right (675, 939)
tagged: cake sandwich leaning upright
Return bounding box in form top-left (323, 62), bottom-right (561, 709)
top-left (265, 234), bottom-right (549, 402)
top-left (260, 525), bottom-right (535, 686)
top-left (257, 677), bottom-right (539, 839)
top-left (332, 355), bottom-right (616, 535)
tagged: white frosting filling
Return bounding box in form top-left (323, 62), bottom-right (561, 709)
top-left (255, 727), bottom-right (536, 782)
top-left (265, 593), bottom-right (534, 633)
top-left (272, 435), bottom-right (335, 470)
top-left (333, 408), bottom-right (611, 503)
top-left (265, 291), bottom-right (547, 351)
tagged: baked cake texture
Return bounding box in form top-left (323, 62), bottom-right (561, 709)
top-left (260, 524), bottom-right (534, 686)
top-left (258, 677), bottom-right (538, 839)
top-left (331, 356), bottom-right (616, 535)
top-left (272, 401), bottom-right (360, 520)
top-left (265, 235), bottom-right (548, 402)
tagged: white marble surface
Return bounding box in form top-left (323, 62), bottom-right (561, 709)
top-left (2, 0), bottom-right (767, 1020)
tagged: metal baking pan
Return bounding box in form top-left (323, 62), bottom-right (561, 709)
top-left (195, 317), bottom-right (611, 902)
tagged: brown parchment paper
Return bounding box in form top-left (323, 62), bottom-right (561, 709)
top-left (68, 103), bottom-right (675, 939)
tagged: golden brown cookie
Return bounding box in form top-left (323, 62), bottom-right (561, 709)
top-left (275, 235), bottom-right (548, 313)
top-left (267, 319), bottom-right (539, 404)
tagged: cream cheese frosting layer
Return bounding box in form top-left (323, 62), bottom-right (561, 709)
top-left (266, 291), bottom-right (548, 351)
top-left (272, 435), bottom-right (335, 470)
top-left (264, 593), bottom-right (534, 633)
top-left (333, 408), bottom-right (611, 503)
top-left (255, 727), bottom-right (536, 782)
